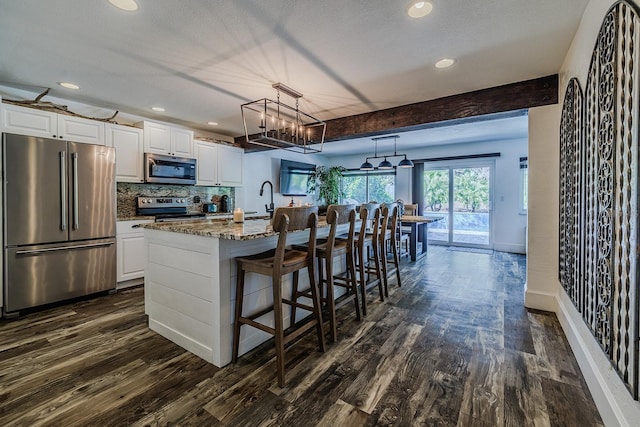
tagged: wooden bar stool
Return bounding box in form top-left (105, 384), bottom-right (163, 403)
top-left (381, 203), bottom-right (402, 294)
top-left (232, 206), bottom-right (325, 387)
top-left (292, 204), bottom-right (361, 343)
top-left (355, 203), bottom-right (384, 316)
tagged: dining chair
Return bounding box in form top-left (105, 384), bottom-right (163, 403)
top-left (399, 203), bottom-right (418, 256)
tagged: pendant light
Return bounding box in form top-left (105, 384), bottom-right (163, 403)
top-left (360, 135), bottom-right (414, 170)
top-left (378, 157), bottom-right (393, 169)
top-left (398, 155), bottom-right (414, 168)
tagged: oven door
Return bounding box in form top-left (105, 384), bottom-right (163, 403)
top-left (145, 153), bottom-right (196, 185)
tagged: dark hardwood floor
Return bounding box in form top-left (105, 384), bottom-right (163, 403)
top-left (0, 246), bottom-right (603, 426)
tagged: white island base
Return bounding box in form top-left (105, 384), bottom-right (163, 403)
top-left (144, 220), bottom-right (343, 367)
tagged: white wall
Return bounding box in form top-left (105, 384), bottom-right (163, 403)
top-left (324, 137), bottom-right (528, 253)
top-left (527, 0), bottom-right (640, 425)
top-left (237, 150), bottom-right (326, 215)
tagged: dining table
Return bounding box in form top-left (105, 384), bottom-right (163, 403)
top-left (400, 215), bottom-right (444, 261)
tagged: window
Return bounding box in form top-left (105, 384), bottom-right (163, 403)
top-left (341, 170), bottom-right (395, 204)
top-left (520, 157), bottom-right (528, 213)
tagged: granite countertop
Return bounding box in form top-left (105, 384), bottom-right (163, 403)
top-left (142, 217), bottom-right (330, 240)
top-left (117, 212), bottom-right (269, 222)
top-left (117, 215), bottom-right (156, 222)
top-left (142, 218), bottom-right (277, 240)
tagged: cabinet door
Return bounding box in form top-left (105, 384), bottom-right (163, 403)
top-left (195, 141), bottom-right (219, 186)
top-left (58, 115), bottom-right (105, 145)
top-left (117, 233), bottom-right (146, 282)
top-left (217, 145), bottom-right (244, 186)
top-left (106, 124), bottom-right (144, 182)
top-left (172, 128), bottom-right (194, 158)
top-left (116, 220), bottom-right (152, 283)
top-left (142, 121), bottom-right (172, 154)
top-left (1, 103), bottom-right (58, 138)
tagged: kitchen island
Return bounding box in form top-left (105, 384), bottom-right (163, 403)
top-left (143, 218), bottom-right (341, 368)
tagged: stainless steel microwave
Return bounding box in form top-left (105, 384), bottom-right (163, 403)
top-left (144, 153), bottom-right (196, 185)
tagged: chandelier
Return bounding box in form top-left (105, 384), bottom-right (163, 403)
top-left (360, 135), bottom-right (414, 170)
top-left (241, 83), bottom-right (326, 153)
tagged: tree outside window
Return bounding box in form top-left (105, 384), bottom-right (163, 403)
top-left (342, 170), bottom-right (395, 204)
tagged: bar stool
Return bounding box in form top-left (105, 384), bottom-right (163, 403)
top-left (232, 206), bottom-right (325, 387)
top-left (381, 203), bottom-right (402, 293)
top-left (355, 203), bottom-right (384, 316)
top-left (292, 204), bottom-right (360, 343)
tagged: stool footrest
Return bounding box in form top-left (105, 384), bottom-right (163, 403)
top-left (284, 319), bottom-right (319, 344)
top-left (282, 297), bottom-right (314, 312)
top-left (238, 317), bottom-right (276, 335)
top-left (244, 305), bottom-right (275, 321)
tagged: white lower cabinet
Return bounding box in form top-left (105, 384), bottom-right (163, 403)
top-left (116, 220), bottom-right (153, 288)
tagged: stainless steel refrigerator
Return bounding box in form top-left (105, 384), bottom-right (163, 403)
top-left (3, 133), bottom-right (116, 315)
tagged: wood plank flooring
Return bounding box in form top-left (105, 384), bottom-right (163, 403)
top-left (0, 246), bottom-right (603, 426)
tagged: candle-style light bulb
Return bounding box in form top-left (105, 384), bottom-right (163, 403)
top-left (259, 112), bottom-right (265, 129)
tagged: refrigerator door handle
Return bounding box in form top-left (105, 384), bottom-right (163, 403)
top-left (60, 151), bottom-right (67, 231)
top-left (15, 242), bottom-right (114, 256)
top-left (72, 152), bottom-right (79, 230)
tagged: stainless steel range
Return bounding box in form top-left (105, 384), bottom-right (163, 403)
top-left (137, 196), bottom-right (206, 222)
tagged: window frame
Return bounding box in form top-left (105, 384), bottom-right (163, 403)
top-left (341, 168), bottom-right (396, 204)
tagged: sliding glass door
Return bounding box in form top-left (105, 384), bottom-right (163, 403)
top-left (423, 163), bottom-right (493, 248)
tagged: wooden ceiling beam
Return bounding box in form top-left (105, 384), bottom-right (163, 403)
top-left (235, 74), bottom-right (558, 149)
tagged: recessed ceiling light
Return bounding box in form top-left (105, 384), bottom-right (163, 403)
top-left (435, 58), bottom-right (455, 68)
top-left (58, 82), bottom-right (80, 90)
top-left (207, 121), bottom-right (219, 126)
top-left (108, 0), bottom-right (138, 11)
top-left (408, 1), bottom-right (433, 18)
top-left (151, 107), bottom-right (165, 112)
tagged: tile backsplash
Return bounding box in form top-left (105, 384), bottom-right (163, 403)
top-left (117, 182), bottom-right (234, 218)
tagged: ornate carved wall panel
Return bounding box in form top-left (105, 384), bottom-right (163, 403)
top-left (560, 0), bottom-right (640, 399)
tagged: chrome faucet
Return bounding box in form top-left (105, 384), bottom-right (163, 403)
top-left (260, 180), bottom-right (275, 218)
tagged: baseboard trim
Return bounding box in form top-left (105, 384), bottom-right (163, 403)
top-left (555, 293), bottom-right (637, 427)
top-left (148, 318), bottom-right (218, 366)
top-left (493, 242), bottom-right (526, 254)
top-left (524, 288), bottom-right (557, 311)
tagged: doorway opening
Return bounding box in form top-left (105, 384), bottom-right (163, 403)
top-left (422, 162), bottom-right (493, 249)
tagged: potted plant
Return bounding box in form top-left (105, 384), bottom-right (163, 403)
top-left (307, 166), bottom-right (346, 206)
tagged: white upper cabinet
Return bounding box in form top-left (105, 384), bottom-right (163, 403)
top-left (57, 115), bottom-right (105, 145)
top-left (171, 127), bottom-right (194, 157)
top-left (137, 121), bottom-right (193, 158)
top-left (217, 144), bottom-right (243, 186)
top-left (1, 103), bottom-right (105, 145)
top-left (1, 103), bottom-right (58, 139)
top-left (105, 124), bottom-right (144, 183)
top-left (194, 140), bottom-right (218, 186)
top-left (194, 140), bottom-right (243, 187)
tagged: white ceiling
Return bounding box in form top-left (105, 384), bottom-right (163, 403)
top-left (0, 0), bottom-right (587, 144)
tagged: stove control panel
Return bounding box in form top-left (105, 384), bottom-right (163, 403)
top-left (137, 196), bottom-right (188, 209)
